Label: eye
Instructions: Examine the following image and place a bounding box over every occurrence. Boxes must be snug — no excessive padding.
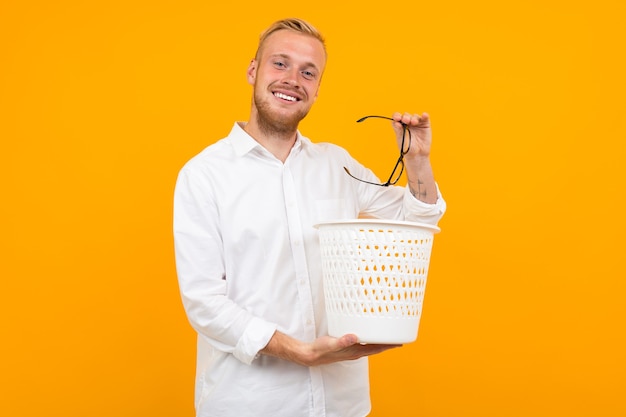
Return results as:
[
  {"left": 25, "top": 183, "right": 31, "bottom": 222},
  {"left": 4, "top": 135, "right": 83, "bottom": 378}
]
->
[
  {"left": 301, "top": 70, "right": 316, "bottom": 80},
  {"left": 273, "top": 61, "right": 287, "bottom": 69}
]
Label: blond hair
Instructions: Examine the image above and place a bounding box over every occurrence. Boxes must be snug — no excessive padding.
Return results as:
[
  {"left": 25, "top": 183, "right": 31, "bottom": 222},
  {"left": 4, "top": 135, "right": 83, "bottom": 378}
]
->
[{"left": 255, "top": 18, "right": 326, "bottom": 60}]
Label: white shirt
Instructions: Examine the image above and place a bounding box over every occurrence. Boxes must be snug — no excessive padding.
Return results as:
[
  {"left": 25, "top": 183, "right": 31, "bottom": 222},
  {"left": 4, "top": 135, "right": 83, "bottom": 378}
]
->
[{"left": 174, "top": 122, "right": 446, "bottom": 417}]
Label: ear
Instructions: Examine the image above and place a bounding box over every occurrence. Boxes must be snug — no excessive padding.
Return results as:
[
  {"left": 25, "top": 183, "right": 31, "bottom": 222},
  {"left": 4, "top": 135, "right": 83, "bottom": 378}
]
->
[{"left": 246, "top": 59, "right": 257, "bottom": 86}]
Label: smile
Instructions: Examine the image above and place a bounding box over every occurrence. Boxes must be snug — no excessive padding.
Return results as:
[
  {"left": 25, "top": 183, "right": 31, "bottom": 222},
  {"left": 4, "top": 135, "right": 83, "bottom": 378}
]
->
[{"left": 274, "top": 92, "right": 299, "bottom": 102}]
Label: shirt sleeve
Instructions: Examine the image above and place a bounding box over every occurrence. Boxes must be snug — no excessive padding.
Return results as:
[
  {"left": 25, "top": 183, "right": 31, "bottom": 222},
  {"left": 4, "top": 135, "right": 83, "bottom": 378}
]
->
[
  {"left": 173, "top": 166, "right": 277, "bottom": 365},
  {"left": 339, "top": 145, "right": 446, "bottom": 225},
  {"left": 402, "top": 183, "right": 447, "bottom": 225}
]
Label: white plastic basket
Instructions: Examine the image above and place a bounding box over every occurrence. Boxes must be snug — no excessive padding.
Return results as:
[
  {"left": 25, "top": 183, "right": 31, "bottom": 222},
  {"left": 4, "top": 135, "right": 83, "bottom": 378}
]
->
[{"left": 315, "top": 219, "right": 440, "bottom": 344}]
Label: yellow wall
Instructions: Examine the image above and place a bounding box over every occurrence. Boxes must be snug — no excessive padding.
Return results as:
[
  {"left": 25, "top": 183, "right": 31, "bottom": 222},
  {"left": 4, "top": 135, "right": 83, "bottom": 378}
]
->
[{"left": 2, "top": 1, "right": 624, "bottom": 416}]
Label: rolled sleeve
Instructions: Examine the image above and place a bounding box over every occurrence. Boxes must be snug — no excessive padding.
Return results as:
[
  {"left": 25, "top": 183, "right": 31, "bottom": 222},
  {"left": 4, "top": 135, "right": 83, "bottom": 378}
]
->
[
  {"left": 234, "top": 317, "right": 278, "bottom": 365},
  {"left": 403, "top": 183, "right": 447, "bottom": 225}
]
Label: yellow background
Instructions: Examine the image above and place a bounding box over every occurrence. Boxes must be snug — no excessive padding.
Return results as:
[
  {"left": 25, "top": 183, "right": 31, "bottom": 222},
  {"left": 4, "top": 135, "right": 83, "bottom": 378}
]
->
[{"left": 2, "top": 1, "right": 625, "bottom": 416}]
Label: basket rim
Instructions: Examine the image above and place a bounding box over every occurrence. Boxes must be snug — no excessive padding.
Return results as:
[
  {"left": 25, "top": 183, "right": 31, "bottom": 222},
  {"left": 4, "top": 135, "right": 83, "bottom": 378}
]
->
[{"left": 313, "top": 218, "right": 440, "bottom": 233}]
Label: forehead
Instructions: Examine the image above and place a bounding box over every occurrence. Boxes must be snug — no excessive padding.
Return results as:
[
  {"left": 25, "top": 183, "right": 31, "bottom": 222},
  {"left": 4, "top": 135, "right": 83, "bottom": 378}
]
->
[{"left": 259, "top": 30, "right": 326, "bottom": 69}]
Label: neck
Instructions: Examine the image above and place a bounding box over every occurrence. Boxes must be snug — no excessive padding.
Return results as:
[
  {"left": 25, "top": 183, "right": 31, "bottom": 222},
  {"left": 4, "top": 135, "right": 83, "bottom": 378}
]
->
[{"left": 243, "top": 119, "right": 298, "bottom": 163}]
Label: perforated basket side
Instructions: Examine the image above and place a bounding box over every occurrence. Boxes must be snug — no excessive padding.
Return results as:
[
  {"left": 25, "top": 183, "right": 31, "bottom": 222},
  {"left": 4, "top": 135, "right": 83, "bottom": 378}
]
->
[{"left": 318, "top": 223, "right": 435, "bottom": 319}]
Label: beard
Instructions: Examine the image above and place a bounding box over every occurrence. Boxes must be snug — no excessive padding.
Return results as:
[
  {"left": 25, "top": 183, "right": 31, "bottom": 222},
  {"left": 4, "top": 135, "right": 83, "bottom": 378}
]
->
[{"left": 252, "top": 86, "right": 310, "bottom": 138}]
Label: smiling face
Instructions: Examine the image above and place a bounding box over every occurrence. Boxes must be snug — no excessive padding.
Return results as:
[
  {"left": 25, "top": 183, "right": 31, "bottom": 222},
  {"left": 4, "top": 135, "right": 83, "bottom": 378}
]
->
[{"left": 246, "top": 29, "right": 326, "bottom": 137}]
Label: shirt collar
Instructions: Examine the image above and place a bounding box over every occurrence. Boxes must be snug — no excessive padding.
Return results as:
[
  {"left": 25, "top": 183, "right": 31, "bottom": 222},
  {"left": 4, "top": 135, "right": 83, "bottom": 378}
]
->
[{"left": 230, "top": 122, "right": 308, "bottom": 158}]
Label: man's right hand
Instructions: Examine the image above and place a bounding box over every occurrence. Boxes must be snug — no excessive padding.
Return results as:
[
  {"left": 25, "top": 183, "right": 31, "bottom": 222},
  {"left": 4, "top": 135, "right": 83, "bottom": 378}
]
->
[{"left": 261, "top": 331, "right": 401, "bottom": 367}]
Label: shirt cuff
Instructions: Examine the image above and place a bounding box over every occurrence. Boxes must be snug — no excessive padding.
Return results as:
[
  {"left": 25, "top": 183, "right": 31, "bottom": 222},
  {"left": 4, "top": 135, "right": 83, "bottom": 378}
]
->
[
  {"left": 233, "top": 317, "right": 277, "bottom": 365},
  {"left": 403, "top": 183, "right": 447, "bottom": 225}
]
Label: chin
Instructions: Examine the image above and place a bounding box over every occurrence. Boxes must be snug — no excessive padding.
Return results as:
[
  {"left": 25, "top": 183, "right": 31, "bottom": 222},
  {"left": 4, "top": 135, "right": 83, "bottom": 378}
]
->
[{"left": 256, "top": 103, "right": 309, "bottom": 133}]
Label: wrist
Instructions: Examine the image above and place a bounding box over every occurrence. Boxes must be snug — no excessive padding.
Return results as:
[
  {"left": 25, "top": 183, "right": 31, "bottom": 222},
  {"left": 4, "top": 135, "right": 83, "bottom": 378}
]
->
[
  {"left": 261, "top": 331, "right": 310, "bottom": 366},
  {"left": 405, "top": 153, "right": 431, "bottom": 164}
]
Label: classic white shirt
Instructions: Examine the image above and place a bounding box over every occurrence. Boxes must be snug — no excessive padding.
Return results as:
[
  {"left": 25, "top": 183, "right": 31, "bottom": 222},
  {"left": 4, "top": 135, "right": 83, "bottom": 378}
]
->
[{"left": 174, "top": 122, "right": 446, "bottom": 417}]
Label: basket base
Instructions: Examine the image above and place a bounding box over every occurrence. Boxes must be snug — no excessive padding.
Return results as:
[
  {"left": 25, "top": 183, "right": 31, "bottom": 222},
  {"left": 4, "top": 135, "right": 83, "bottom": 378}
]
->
[{"left": 327, "top": 314, "right": 421, "bottom": 344}]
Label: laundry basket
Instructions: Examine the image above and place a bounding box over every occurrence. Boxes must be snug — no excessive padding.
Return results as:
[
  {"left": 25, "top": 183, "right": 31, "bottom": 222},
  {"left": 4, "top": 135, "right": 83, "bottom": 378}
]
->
[{"left": 315, "top": 219, "right": 440, "bottom": 344}]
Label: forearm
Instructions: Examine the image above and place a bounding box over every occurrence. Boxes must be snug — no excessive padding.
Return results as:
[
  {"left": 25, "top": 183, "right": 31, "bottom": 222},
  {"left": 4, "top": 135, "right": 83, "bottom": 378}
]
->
[
  {"left": 261, "top": 331, "right": 310, "bottom": 365},
  {"left": 405, "top": 156, "right": 438, "bottom": 204}
]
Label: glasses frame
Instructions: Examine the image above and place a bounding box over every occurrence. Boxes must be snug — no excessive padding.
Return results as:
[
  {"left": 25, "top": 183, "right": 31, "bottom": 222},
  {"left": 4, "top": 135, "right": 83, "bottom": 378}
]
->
[{"left": 343, "top": 115, "right": 411, "bottom": 187}]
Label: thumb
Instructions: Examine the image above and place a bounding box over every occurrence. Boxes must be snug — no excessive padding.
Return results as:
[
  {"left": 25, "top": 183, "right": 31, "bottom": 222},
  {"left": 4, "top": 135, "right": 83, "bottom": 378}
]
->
[{"left": 337, "top": 334, "right": 359, "bottom": 348}]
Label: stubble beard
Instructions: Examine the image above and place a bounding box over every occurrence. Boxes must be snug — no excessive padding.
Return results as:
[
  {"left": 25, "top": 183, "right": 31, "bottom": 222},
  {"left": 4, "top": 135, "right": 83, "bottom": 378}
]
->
[{"left": 253, "top": 88, "right": 309, "bottom": 138}]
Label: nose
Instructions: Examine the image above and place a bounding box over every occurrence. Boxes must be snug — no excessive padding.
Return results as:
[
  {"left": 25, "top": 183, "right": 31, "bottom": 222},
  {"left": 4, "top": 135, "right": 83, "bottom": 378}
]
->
[{"left": 281, "top": 67, "right": 300, "bottom": 87}]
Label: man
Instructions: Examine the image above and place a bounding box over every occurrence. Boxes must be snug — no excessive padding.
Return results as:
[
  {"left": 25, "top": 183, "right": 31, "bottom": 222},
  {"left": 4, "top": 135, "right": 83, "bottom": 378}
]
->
[{"left": 174, "top": 18, "right": 446, "bottom": 417}]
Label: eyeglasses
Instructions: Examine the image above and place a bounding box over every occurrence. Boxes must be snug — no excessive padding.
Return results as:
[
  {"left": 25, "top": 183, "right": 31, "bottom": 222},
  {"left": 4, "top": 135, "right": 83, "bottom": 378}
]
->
[{"left": 343, "top": 115, "right": 411, "bottom": 187}]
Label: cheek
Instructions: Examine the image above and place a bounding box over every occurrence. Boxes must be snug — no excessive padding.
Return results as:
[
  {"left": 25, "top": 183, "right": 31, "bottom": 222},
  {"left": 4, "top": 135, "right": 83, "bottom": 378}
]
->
[{"left": 308, "top": 81, "right": 321, "bottom": 99}]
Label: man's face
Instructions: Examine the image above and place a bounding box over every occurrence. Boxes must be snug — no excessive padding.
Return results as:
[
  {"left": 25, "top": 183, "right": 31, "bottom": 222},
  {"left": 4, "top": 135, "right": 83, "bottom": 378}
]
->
[{"left": 247, "top": 30, "right": 326, "bottom": 134}]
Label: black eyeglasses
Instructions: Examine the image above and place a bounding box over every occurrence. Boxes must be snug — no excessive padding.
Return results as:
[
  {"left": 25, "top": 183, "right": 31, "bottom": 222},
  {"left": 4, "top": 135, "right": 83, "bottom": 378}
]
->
[{"left": 343, "top": 115, "right": 411, "bottom": 187}]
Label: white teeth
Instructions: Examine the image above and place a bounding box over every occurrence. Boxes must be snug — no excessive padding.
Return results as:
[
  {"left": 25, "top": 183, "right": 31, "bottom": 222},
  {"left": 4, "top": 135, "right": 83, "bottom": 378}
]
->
[{"left": 274, "top": 92, "right": 297, "bottom": 102}]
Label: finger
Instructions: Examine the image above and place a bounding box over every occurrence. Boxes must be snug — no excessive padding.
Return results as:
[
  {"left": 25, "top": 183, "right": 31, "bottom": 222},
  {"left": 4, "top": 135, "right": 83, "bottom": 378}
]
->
[
  {"left": 418, "top": 112, "right": 430, "bottom": 125},
  {"left": 393, "top": 112, "right": 427, "bottom": 127},
  {"left": 391, "top": 112, "right": 411, "bottom": 128},
  {"left": 408, "top": 113, "right": 430, "bottom": 128},
  {"left": 359, "top": 343, "right": 403, "bottom": 349},
  {"left": 389, "top": 113, "right": 406, "bottom": 140},
  {"left": 357, "top": 343, "right": 403, "bottom": 355},
  {"left": 336, "top": 333, "right": 359, "bottom": 348}
]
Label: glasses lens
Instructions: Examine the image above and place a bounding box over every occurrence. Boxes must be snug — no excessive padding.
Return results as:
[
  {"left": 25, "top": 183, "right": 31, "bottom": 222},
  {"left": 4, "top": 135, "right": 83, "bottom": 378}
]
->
[
  {"left": 401, "top": 126, "right": 411, "bottom": 154},
  {"left": 387, "top": 159, "right": 404, "bottom": 185},
  {"left": 346, "top": 115, "right": 409, "bottom": 187}
]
